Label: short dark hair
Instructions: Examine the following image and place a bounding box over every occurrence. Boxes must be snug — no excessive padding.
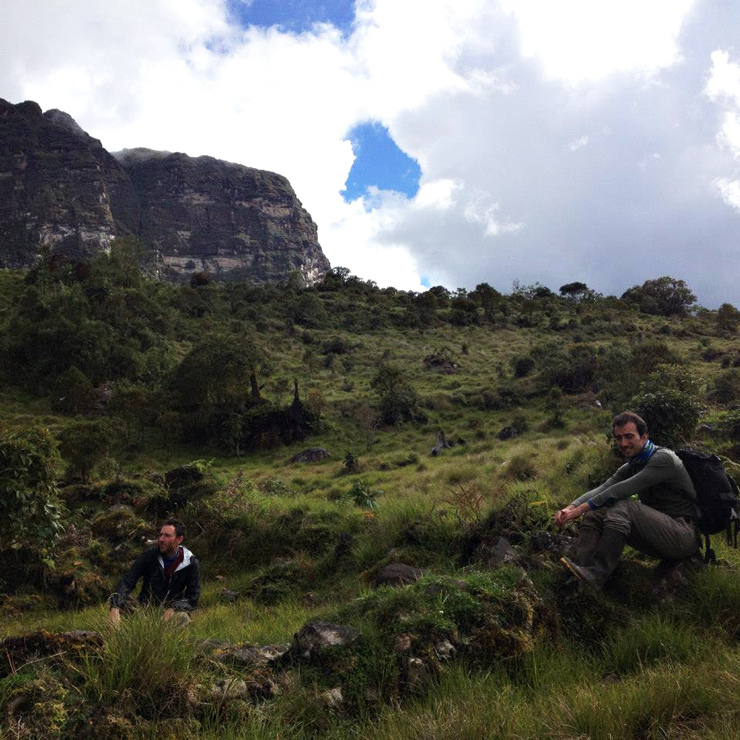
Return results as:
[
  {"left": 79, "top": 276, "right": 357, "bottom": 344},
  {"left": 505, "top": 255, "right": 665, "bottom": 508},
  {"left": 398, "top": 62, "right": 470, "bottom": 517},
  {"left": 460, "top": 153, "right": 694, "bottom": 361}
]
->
[
  {"left": 161, "top": 518, "right": 185, "bottom": 538},
  {"left": 612, "top": 411, "right": 648, "bottom": 437}
]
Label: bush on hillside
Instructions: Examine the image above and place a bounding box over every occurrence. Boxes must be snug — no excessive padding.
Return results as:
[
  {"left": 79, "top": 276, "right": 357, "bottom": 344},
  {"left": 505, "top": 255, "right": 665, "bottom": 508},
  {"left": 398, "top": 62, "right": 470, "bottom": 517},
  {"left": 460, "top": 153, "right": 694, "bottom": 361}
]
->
[
  {"left": 631, "top": 365, "right": 705, "bottom": 448},
  {"left": 621, "top": 276, "right": 696, "bottom": 317},
  {"left": 58, "top": 418, "right": 116, "bottom": 483},
  {"left": 371, "top": 364, "right": 424, "bottom": 425},
  {"left": 0, "top": 426, "right": 64, "bottom": 554}
]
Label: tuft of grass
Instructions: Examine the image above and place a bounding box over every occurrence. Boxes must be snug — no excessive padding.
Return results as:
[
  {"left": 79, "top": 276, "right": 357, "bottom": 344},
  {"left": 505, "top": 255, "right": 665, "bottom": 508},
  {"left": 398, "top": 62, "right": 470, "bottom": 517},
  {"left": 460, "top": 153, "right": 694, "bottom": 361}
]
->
[{"left": 72, "top": 607, "right": 193, "bottom": 717}]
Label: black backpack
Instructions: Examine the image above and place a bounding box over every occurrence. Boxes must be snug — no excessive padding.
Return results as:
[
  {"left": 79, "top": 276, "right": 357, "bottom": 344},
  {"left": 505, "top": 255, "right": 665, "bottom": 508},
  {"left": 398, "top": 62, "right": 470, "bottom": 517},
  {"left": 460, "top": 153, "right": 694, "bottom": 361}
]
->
[{"left": 676, "top": 449, "right": 740, "bottom": 563}]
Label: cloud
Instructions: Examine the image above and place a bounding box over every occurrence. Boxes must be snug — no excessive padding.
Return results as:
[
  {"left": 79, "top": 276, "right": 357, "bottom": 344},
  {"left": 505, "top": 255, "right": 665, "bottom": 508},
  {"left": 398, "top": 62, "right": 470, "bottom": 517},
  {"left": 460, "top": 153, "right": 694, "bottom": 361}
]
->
[
  {"left": 713, "top": 178, "right": 740, "bottom": 212},
  {"left": 568, "top": 135, "right": 589, "bottom": 152},
  {"left": 1, "top": 0, "right": 739, "bottom": 306}
]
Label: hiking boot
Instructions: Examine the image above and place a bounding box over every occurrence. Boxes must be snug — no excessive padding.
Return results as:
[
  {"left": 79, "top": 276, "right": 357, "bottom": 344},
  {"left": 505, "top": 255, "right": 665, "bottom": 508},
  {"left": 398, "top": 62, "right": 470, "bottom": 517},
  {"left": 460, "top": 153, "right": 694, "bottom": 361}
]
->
[
  {"left": 572, "top": 526, "right": 601, "bottom": 566},
  {"left": 560, "top": 528, "right": 627, "bottom": 590}
]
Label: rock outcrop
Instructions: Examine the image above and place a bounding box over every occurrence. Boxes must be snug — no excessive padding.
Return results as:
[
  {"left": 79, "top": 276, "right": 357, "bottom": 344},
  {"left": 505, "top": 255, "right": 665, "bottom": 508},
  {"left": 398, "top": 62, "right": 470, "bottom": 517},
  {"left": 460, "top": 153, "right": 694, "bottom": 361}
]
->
[
  {"left": 0, "top": 99, "right": 139, "bottom": 264},
  {"left": 0, "top": 98, "right": 330, "bottom": 284}
]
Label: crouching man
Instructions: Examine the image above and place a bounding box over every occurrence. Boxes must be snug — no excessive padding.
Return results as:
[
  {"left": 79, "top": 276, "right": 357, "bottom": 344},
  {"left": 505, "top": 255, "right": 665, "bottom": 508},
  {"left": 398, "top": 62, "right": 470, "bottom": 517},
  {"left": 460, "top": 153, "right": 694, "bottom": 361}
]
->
[
  {"left": 109, "top": 518, "right": 200, "bottom": 625},
  {"left": 555, "top": 412, "right": 701, "bottom": 589}
]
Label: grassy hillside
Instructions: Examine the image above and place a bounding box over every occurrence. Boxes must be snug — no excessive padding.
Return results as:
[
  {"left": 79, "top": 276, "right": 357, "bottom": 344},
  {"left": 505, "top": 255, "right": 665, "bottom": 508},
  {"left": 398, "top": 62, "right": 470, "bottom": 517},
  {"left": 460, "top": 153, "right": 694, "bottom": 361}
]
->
[{"left": 1, "top": 256, "right": 740, "bottom": 739}]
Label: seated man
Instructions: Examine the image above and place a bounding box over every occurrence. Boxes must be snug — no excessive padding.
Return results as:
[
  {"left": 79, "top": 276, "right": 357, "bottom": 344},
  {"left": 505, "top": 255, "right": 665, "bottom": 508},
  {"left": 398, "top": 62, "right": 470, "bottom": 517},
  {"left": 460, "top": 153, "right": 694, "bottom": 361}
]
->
[
  {"left": 109, "top": 518, "right": 200, "bottom": 624},
  {"left": 555, "top": 411, "right": 700, "bottom": 589}
]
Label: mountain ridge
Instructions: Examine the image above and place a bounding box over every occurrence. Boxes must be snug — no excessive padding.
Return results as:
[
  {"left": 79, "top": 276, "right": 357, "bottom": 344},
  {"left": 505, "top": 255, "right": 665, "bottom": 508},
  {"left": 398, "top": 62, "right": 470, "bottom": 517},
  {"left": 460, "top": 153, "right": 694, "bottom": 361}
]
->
[{"left": 0, "top": 98, "right": 330, "bottom": 284}]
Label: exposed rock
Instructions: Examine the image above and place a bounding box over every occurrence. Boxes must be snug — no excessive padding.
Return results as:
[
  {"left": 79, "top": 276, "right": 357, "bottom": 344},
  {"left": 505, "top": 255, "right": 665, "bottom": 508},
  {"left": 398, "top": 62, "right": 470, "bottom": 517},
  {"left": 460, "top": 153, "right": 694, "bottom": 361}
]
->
[
  {"left": 118, "top": 148, "right": 329, "bottom": 284},
  {"left": 395, "top": 633, "right": 412, "bottom": 653},
  {"left": 321, "top": 686, "right": 344, "bottom": 710},
  {"left": 218, "top": 588, "right": 241, "bottom": 603},
  {"left": 475, "top": 536, "right": 522, "bottom": 570},
  {"left": 0, "top": 98, "right": 139, "bottom": 265},
  {"left": 293, "top": 621, "right": 361, "bottom": 659},
  {"left": 288, "top": 447, "right": 331, "bottom": 463},
  {"left": 0, "top": 98, "right": 330, "bottom": 284},
  {"left": 375, "top": 563, "right": 424, "bottom": 587},
  {"left": 405, "top": 657, "right": 429, "bottom": 691},
  {"left": 528, "top": 530, "right": 574, "bottom": 556},
  {"left": 209, "top": 679, "right": 250, "bottom": 702},
  {"left": 435, "top": 639, "right": 457, "bottom": 660},
  {"left": 215, "top": 643, "right": 290, "bottom": 667}
]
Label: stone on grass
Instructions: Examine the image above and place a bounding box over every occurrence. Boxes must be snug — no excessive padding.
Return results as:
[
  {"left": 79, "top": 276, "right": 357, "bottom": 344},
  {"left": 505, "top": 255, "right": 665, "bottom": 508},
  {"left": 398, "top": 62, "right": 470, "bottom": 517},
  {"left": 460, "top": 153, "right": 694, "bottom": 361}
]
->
[
  {"left": 288, "top": 448, "right": 331, "bottom": 463},
  {"left": 375, "top": 563, "right": 423, "bottom": 587},
  {"left": 215, "top": 643, "right": 290, "bottom": 667},
  {"left": 477, "top": 536, "right": 521, "bottom": 569},
  {"left": 293, "top": 621, "right": 361, "bottom": 658},
  {"left": 218, "top": 588, "right": 240, "bottom": 603},
  {"left": 321, "top": 687, "right": 344, "bottom": 710}
]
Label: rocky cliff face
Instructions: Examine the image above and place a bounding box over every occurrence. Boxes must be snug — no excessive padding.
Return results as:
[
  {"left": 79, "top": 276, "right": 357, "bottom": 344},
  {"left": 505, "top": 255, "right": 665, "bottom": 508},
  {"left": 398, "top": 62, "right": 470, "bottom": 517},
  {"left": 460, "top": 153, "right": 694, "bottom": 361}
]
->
[
  {"left": 0, "top": 99, "right": 140, "bottom": 265},
  {"left": 0, "top": 99, "right": 329, "bottom": 283}
]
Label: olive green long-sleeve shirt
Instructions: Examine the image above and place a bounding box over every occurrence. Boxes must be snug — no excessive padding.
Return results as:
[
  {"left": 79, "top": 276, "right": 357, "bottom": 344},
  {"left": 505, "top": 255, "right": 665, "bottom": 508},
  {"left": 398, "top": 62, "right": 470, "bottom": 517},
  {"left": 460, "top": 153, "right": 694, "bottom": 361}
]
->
[{"left": 571, "top": 448, "right": 699, "bottom": 519}]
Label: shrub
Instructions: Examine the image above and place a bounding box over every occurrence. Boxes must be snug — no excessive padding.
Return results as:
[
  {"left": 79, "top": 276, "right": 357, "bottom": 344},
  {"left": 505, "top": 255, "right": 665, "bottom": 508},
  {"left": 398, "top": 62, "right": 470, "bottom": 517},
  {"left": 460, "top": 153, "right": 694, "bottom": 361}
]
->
[
  {"left": 371, "top": 364, "right": 423, "bottom": 425},
  {"left": 720, "top": 410, "right": 740, "bottom": 443},
  {"left": 717, "top": 302, "right": 740, "bottom": 333},
  {"left": 714, "top": 369, "right": 740, "bottom": 405},
  {"left": 512, "top": 355, "right": 535, "bottom": 378},
  {"left": 533, "top": 342, "right": 597, "bottom": 394},
  {"left": 621, "top": 276, "right": 696, "bottom": 317},
  {"left": 507, "top": 454, "right": 537, "bottom": 480},
  {"left": 631, "top": 365, "right": 705, "bottom": 448},
  {"left": 0, "top": 426, "right": 64, "bottom": 555},
  {"left": 58, "top": 419, "right": 115, "bottom": 483}
]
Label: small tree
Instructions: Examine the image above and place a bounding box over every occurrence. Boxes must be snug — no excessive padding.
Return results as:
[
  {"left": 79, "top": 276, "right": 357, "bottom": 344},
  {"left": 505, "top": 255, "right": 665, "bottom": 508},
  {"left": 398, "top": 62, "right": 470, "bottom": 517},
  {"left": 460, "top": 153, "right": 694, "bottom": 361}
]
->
[
  {"left": 370, "top": 364, "right": 422, "bottom": 425},
  {"left": 620, "top": 276, "right": 696, "bottom": 317},
  {"left": 717, "top": 303, "right": 740, "bottom": 333},
  {"left": 58, "top": 419, "right": 115, "bottom": 483},
  {"left": 559, "top": 282, "right": 597, "bottom": 301},
  {"left": 0, "top": 426, "right": 64, "bottom": 555},
  {"left": 631, "top": 365, "right": 705, "bottom": 448}
]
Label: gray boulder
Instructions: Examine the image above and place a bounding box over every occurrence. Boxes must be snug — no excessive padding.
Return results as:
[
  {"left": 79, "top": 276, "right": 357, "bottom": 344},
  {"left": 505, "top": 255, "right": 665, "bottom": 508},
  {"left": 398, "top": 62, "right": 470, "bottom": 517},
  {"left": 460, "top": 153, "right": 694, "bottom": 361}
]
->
[
  {"left": 293, "top": 621, "right": 361, "bottom": 658},
  {"left": 288, "top": 447, "right": 331, "bottom": 463},
  {"left": 375, "top": 563, "right": 424, "bottom": 587}
]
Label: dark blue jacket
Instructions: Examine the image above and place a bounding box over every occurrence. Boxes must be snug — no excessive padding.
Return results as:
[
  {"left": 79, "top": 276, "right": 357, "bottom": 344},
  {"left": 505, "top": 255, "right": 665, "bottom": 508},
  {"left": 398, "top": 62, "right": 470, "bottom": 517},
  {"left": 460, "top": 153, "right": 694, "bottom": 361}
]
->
[{"left": 111, "top": 546, "right": 200, "bottom": 612}]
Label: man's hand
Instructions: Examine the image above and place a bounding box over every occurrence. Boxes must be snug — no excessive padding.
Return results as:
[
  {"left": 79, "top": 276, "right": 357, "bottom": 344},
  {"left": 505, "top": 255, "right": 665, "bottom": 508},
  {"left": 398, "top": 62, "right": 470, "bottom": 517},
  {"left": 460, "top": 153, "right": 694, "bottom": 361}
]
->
[
  {"left": 108, "top": 607, "right": 121, "bottom": 626},
  {"left": 163, "top": 608, "right": 175, "bottom": 622},
  {"left": 555, "top": 502, "right": 590, "bottom": 528}
]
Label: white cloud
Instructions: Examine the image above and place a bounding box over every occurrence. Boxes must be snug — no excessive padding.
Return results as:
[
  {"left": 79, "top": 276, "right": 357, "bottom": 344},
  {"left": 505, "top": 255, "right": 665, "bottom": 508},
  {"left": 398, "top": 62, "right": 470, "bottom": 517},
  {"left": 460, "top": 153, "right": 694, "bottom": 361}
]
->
[
  {"left": 414, "top": 179, "right": 461, "bottom": 210},
  {"left": 717, "top": 112, "right": 740, "bottom": 160},
  {"left": 498, "top": 0, "right": 696, "bottom": 84},
  {"left": 713, "top": 177, "right": 740, "bottom": 212},
  {"left": 463, "top": 192, "right": 524, "bottom": 236},
  {"left": 568, "top": 135, "right": 589, "bottom": 151},
  {"left": 705, "top": 50, "right": 740, "bottom": 106}
]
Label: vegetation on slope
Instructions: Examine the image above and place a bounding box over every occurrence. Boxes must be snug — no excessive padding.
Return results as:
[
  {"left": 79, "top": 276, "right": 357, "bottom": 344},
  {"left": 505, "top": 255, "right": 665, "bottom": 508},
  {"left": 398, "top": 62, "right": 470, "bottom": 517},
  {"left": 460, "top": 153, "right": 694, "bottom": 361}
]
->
[{"left": 1, "top": 245, "right": 740, "bottom": 738}]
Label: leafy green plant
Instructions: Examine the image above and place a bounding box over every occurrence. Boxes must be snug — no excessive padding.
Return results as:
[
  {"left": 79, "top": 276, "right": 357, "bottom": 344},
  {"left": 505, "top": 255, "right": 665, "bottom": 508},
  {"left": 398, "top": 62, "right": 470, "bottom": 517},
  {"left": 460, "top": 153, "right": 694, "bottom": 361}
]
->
[
  {"left": 347, "top": 480, "right": 382, "bottom": 509},
  {"left": 631, "top": 364, "right": 705, "bottom": 448},
  {"left": 371, "top": 364, "right": 423, "bottom": 425},
  {"left": 58, "top": 418, "right": 115, "bottom": 483},
  {"left": 0, "top": 425, "right": 64, "bottom": 555}
]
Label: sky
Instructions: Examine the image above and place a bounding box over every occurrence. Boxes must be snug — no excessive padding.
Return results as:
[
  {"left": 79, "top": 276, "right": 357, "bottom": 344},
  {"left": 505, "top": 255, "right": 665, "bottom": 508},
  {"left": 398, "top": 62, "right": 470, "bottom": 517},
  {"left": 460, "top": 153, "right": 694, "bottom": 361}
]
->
[{"left": 1, "top": 0, "right": 739, "bottom": 307}]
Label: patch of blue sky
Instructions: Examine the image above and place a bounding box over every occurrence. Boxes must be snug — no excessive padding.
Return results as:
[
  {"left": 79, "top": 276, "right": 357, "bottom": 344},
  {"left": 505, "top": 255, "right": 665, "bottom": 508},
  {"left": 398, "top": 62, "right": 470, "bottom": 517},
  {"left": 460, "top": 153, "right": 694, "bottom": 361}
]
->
[
  {"left": 227, "top": 0, "right": 356, "bottom": 34},
  {"left": 342, "top": 122, "right": 422, "bottom": 202},
  {"left": 420, "top": 276, "right": 431, "bottom": 288}
]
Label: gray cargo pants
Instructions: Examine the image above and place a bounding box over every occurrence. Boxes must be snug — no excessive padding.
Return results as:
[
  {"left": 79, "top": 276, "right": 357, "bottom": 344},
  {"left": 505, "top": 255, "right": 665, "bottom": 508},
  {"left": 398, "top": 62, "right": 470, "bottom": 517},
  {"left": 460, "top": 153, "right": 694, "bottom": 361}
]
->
[{"left": 581, "top": 499, "right": 700, "bottom": 560}]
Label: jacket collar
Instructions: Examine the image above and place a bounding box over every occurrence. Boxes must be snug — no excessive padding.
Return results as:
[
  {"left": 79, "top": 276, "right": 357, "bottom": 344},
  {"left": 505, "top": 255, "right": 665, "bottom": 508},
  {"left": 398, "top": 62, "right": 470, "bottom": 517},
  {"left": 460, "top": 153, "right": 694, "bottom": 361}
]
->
[{"left": 158, "top": 546, "right": 194, "bottom": 572}]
